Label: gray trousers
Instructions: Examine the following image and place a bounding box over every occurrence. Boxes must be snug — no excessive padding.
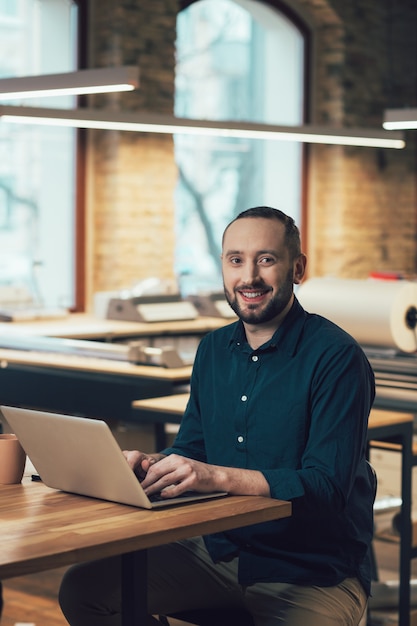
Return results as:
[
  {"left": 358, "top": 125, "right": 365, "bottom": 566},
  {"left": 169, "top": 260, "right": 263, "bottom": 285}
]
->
[{"left": 59, "top": 536, "right": 367, "bottom": 626}]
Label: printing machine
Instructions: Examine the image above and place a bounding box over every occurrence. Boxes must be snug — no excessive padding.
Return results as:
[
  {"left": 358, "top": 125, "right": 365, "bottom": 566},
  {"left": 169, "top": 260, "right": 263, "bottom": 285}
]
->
[{"left": 365, "top": 348, "right": 417, "bottom": 416}]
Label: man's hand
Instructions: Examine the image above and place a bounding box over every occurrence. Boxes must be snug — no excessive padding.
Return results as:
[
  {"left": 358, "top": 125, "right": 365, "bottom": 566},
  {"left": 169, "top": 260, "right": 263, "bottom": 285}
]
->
[
  {"left": 122, "top": 450, "right": 166, "bottom": 481},
  {"left": 140, "top": 454, "right": 219, "bottom": 497},
  {"left": 140, "top": 454, "right": 271, "bottom": 499}
]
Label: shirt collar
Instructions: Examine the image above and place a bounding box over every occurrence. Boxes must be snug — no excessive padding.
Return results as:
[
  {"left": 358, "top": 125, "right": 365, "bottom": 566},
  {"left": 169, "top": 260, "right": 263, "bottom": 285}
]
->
[{"left": 228, "top": 297, "right": 306, "bottom": 357}]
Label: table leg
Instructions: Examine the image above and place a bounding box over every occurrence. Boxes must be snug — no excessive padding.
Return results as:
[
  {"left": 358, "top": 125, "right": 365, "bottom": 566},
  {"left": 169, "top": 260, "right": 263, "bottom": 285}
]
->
[
  {"left": 398, "top": 422, "right": 413, "bottom": 626},
  {"left": 367, "top": 418, "right": 414, "bottom": 626},
  {"left": 154, "top": 423, "right": 168, "bottom": 450},
  {"left": 122, "top": 550, "right": 148, "bottom": 626}
]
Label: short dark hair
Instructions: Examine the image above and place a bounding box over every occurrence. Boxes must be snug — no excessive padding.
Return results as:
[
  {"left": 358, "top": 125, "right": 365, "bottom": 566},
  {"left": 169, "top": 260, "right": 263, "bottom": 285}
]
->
[{"left": 223, "top": 206, "right": 302, "bottom": 260}]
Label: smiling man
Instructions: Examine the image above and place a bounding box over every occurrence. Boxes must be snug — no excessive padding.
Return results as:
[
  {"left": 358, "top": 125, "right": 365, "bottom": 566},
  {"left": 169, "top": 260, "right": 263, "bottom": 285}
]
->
[
  {"left": 59, "top": 207, "right": 375, "bottom": 626},
  {"left": 221, "top": 207, "right": 306, "bottom": 347}
]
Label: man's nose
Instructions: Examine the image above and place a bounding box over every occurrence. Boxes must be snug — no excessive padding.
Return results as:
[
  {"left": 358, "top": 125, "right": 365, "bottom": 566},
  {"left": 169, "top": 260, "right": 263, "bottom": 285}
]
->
[{"left": 242, "top": 261, "right": 259, "bottom": 283}]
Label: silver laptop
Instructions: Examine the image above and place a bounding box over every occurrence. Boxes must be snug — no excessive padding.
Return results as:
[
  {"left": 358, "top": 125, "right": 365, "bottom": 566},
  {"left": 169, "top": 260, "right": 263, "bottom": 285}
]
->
[{"left": 0, "top": 405, "right": 227, "bottom": 509}]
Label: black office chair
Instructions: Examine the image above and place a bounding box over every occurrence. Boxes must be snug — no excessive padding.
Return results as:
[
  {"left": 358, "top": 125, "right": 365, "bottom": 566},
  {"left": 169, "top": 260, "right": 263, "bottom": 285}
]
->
[
  {"left": 367, "top": 461, "right": 379, "bottom": 582},
  {"left": 365, "top": 461, "right": 378, "bottom": 626}
]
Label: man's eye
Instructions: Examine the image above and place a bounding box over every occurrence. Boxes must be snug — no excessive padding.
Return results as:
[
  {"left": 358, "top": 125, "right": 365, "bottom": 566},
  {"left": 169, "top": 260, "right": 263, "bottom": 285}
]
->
[
  {"left": 259, "top": 257, "right": 273, "bottom": 264},
  {"left": 230, "top": 257, "right": 242, "bottom": 264}
]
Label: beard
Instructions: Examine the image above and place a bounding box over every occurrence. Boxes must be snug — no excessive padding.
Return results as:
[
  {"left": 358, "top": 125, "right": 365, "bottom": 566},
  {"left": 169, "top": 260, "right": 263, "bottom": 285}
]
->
[{"left": 224, "top": 268, "right": 294, "bottom": 325}]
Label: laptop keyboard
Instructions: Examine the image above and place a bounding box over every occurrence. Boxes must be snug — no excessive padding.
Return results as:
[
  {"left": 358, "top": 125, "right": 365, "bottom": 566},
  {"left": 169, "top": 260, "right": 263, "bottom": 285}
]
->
[{"left": 149, "top": 490, "right": 203, "bottom": 503}]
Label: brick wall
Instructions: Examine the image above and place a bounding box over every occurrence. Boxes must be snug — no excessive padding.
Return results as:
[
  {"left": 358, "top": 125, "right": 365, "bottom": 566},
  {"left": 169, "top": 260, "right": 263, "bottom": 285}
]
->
[
  {"left": 307, "top": 146, "right": 417, "bottom": 277},
  {"left": 85, "top": 0, "right": 417, "bottom": 306},
  {"left": 299, "top": 0, "right": 417, "bottom": 278},
  {"left": 91, "top": 131, "right": 177, "bottom": 293}
]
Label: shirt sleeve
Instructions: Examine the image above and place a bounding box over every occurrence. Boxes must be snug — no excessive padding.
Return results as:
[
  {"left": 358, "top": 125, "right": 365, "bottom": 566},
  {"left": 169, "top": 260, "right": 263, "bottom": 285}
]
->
[{"left": 261, "top": 341, "right": 375, "bottom": 513}]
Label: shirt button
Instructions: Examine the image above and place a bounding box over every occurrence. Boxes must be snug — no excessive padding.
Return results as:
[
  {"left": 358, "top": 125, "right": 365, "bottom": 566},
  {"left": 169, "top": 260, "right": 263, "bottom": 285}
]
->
[
  {"left": 241, "top": 395, "right": 247, "bottom": 402},
  {"left": 237, "top": 435, "right": 244, "bottom": 443},
  {"left": 252, "top": 355, "right": 258, "bottom": 362}
]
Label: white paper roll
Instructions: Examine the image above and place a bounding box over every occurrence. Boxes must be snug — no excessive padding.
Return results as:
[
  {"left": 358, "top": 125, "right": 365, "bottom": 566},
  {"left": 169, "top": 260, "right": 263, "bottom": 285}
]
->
[{"left": 297, "top": 277, "right": 417, "bottom": 353}]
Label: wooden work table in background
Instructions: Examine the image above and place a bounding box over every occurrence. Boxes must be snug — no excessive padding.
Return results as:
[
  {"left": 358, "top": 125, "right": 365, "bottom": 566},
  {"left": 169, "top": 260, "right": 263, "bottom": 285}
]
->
[
  {"left": 0, "top": 313, "right": 231, "bottom": 428},
  {"left": 0, "top": 312, "right": 230, "bottom": 340}
]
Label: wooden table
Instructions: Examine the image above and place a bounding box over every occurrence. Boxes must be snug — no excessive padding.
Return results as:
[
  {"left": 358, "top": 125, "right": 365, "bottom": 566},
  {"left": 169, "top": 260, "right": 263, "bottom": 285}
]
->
[
  {"left": 132, "top": 393, "right": 190, "bottom": 449},
  {"left": 0, "top": 348, "right": 193, "bottom": 425},
  {"left": 0, "top": 477, "right": 291, "bottom": 626},
  {"left": 0, "top": 313, "right": 230, "bottom": 340}
]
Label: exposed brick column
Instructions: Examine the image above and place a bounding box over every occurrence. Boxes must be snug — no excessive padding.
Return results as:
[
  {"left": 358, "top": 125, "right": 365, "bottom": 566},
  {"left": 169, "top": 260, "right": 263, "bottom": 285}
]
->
[{"left": 85, "top": 0, "right": 179, "bottom": 304}]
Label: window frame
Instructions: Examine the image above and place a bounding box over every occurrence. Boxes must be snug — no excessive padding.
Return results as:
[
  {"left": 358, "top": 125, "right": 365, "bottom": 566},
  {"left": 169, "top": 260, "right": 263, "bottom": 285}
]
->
[{"left": 74, "top": 0, "right": 88, "bottom": 311}]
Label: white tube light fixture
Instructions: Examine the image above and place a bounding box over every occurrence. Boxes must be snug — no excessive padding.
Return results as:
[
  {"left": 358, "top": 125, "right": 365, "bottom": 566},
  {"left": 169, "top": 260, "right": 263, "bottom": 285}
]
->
[
  {"left": 0, "top": 105, "right": 405, "bottom": 148},
  {"left": 383, "top": 108, "right": 417, "bottom": 130},
  {"left": 0, "top": 67, "right": 139, "bottom": 100}
]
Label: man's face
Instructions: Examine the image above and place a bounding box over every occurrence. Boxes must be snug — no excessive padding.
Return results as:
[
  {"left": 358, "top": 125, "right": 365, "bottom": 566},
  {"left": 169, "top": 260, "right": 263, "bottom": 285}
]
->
[{"left": 221, "top": 217, "right": 305, "bottom": 326}]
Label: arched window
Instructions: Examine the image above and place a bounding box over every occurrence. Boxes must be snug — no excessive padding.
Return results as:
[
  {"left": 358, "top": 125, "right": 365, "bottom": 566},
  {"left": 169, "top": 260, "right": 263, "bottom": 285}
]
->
[
  {"left": 175, "top": 0, "right": 306, "bottom": 295},
  {"left": 0, "top": 0, "right": 80, "bottom": 309}
]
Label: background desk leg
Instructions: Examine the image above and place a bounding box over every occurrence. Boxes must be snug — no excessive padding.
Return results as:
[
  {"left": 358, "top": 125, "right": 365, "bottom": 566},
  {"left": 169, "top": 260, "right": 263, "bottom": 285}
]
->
[
  {"left": 122, "top": 550, "right": 148, "bottom": 626},
  {"left": 155, "top": 423, "right": 168, "bottom": 451},
  {"left": 398, "top": 425, "right": 413, "bottom": 626}
]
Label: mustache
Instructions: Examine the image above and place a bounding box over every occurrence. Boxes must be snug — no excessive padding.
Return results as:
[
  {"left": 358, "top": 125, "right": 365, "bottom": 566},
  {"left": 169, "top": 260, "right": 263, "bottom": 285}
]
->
[{"left": 234, "top": 282, "right": 271, "bottom": 292}]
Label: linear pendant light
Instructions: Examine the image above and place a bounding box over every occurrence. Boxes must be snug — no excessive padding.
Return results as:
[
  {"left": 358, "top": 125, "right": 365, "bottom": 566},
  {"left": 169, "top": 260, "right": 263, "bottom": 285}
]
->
[
  {"left": 383, "top": 108, "right": 417, "bottom": 130},
  {"left": 0, "top": 105, "right": 405, "bottom": 148},
  {"left": 0, "top": 67, "right": 139, "bottom": 100}
]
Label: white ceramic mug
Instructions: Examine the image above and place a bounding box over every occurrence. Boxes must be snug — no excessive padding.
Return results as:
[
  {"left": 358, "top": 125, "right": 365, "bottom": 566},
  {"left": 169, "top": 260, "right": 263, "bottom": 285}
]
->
[{"left": 0, "top": 434, "right": 26, "bottom": 484}]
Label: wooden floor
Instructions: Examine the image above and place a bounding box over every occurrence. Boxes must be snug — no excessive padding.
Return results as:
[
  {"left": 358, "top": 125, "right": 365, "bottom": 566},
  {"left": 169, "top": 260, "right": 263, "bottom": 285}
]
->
[
  {"left": 0, "top": 566, "right": 185, "bottom": 626},
  {"left": 1, "top": 566, "right": 69, "bottom": 626},
  {"left": 1, "top": 536, "right": 416, "bottom": 626}
]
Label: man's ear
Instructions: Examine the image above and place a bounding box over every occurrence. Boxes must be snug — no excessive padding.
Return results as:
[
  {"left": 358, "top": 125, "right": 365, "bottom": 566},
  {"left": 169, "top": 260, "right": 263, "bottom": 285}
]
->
[{"left": 293, "top": 254, "right": 307, "bottom": 285}]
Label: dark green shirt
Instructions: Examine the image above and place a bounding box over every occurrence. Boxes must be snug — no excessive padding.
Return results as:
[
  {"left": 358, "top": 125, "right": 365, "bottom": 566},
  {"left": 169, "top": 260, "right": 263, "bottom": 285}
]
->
[{"left": 162, "top": 298, "right": 375, "bottom": 594}]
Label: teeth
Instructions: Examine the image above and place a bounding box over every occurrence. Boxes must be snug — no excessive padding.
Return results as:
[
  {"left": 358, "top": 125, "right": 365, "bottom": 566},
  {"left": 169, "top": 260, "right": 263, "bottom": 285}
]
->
[{"left": 242, "top": 291, "right": 263, "bottom": 298}]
